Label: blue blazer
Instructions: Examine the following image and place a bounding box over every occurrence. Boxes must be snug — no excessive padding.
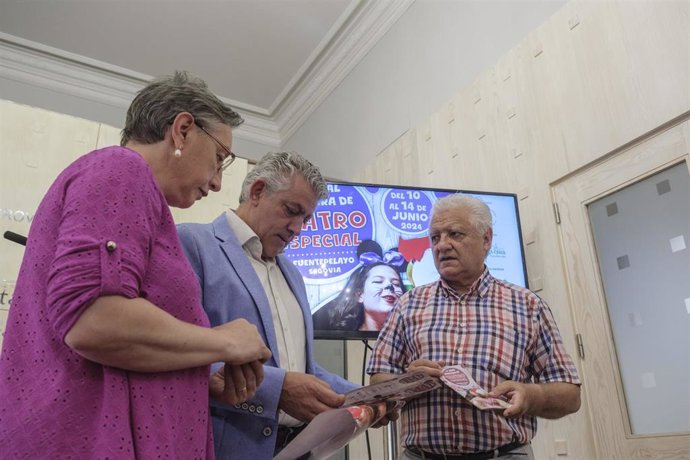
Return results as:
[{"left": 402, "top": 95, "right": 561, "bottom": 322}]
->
[{"left": 178, "top": 214, "right": 358, "bottom": 460}]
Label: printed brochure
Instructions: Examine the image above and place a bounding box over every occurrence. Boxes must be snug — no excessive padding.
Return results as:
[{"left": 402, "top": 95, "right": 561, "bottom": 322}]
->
[{"left": 274, "top": 365, "right": 511, "bottom": 460}]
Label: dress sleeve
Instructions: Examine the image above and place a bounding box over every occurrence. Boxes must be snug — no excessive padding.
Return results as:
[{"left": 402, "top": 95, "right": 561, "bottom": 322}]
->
[
  {"left": 177, "top": 224, "right": 204, "bottom": 286},
  {"left": 46, "top": 151, "right": 162, "bottom": 341}
]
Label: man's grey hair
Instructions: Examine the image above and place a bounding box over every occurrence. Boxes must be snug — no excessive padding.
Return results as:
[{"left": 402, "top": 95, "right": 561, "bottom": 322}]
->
[
  {"left": 120, "top": 70, "right": 243, "bottom": 146},
  {"left": 239, "top": 152, "right": 328, "bottom": 203},
  {"left": 432, "top": 193, "right": 493, "bottom": 235}
]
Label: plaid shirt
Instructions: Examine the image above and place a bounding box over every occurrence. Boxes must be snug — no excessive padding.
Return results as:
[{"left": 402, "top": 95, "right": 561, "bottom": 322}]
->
[{"left": 367, "top": 268, "right": 580, "bottom": 454}]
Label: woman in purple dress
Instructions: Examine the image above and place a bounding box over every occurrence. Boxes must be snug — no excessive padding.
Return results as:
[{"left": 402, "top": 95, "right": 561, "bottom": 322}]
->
[{"left": 0, "top": 71, "right": 271, "bottom": 459}]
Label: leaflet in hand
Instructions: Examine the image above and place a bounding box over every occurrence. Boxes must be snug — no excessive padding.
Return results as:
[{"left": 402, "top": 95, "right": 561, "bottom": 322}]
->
[
  {"left": 441, "top": 364, "right": 511, "bottom": 411},
  {"left": 274, "top": 372, "right": 438, "bottom": 460},
  {"left": 275, "top": 368, "right": 510, "bottom": 459},
  {"left": 273, "top": 400, "right": 401, "bottom": 460},
  {"left": 343, "top": 370, "right": 442, "bottom": 406}
]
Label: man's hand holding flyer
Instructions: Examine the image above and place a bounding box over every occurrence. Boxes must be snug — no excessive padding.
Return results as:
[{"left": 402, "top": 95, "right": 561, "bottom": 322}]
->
[{"left": 440, "top": 364, "right": 512, "bottom": 410}]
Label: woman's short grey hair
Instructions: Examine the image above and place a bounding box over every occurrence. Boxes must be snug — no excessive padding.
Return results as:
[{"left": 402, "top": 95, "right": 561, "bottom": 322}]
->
[
  {"left": 432, "top": 193, "right": 493, "bottom": 235},
  {"left": 120, "top": 70, "right": 243, "bottom": 146},
  {"left": 239, "top": 152, "right": 328, "bottom": 203}
]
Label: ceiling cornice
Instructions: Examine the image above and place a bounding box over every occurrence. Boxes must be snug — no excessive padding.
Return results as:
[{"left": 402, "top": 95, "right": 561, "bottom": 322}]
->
[
  {"left": 0, "top": 32, "right": 146, "bottom": 108},
  {"left": 273, "top": 0, "right": 415, "bottom": 142},
  {"left": 0, "top": 32, "right": 282, "bottom": 146},
  {"left": 235, "top": 112, "right": 281, "bottom": 147},
  {"left": 0, "top": 1, "right": 413, "bottom": 147}
]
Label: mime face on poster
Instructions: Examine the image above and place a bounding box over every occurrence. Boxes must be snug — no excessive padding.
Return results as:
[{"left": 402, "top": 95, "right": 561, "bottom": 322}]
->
[{"left": 357, "top": 264, "right": 404, "bottom": 331}]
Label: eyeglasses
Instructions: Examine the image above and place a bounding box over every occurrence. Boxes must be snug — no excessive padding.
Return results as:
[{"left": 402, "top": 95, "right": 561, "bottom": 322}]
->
[{"left": 195, "top": 123, "right": 236, "bottom": 172}]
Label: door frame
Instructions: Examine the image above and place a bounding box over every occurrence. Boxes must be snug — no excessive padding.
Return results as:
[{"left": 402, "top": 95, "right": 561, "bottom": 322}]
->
[{"left": 551, "top": 114, "right": 690, "bottom": 459}]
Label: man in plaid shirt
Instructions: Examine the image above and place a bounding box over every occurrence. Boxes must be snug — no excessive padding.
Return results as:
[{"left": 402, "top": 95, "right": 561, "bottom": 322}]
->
[{"left": 367, "top": 194, "right": 581, "bottom": 460}]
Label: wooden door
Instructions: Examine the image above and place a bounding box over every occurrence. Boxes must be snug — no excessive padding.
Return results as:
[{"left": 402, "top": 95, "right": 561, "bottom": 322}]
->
[{"left": 552, "top": 117, "right": 690, "bottom": 459}]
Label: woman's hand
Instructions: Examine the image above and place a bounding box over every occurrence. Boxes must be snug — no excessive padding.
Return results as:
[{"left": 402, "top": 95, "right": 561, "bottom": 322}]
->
[
  {"left": 213, "top": 318, "right": 271, "bottom": 364},
  {"left": 210, "top": 361, "right": 265, "bottom": 405},
  {"left": 209, "top": 319, "right": 270, "bottom": 405}
]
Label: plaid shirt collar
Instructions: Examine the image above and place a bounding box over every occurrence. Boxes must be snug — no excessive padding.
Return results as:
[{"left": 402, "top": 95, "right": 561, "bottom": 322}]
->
[{"left": 438, "top": 266, "right": 493, "bottom": 299}]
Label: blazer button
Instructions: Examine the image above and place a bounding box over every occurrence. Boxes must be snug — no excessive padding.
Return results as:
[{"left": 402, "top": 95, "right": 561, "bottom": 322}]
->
[
  {"left": 249, "top": 405, "right": 256, "bottom": 413},
  {"left": 262, "top": 427, "right": 273, "bottom": 437},
  {"left": 256, "top": 405, "right": 264, "bottom": 414},
  {"left": 105, "top": 241, "right": 117, "bottom": 252},
  {"left": 234, "top": 404, "right": 241, "bottom": 409},
  {"left": 241, "top": 403, "right": 249, "bottom": 410}
]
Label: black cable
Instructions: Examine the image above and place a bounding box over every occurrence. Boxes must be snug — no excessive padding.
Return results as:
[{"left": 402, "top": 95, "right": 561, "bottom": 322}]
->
[
  {"left": 361, "top": 339, "right": 372, "bottom": 460},
  {"left": 360, "top": 339, "right": 368, "bottom": 386},
  {"left": 3, "top": 231, "right": 27, "bottom": 246}
]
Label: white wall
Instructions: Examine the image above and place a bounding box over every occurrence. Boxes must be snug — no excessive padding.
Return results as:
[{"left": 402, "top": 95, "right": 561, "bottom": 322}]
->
[
  {"left": 0, "top": 77, "right": 127, "bottom": 129},
  {"left": 0, "top": 1, "right": 568, "bottom": 178},
  {"left": 0, "top": 74, "right": 277, "bottom": 160},
  {"left": 285, "top": 0, "right": 567, "bottom": 180}
]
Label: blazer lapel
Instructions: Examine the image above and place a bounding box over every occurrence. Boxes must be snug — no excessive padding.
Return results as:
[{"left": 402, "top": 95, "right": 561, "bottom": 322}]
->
[{"left": 212, "top": 214, "right": 281, "bottom": 366}]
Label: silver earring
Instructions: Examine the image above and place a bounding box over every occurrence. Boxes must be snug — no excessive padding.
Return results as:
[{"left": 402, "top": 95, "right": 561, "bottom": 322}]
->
[{"left": 174, "top": 148, "right": 182, "bottom": 157}]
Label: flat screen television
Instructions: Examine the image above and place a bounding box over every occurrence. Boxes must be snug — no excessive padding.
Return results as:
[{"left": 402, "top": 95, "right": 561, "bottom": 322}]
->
[{"left": 283, "top": 181, "right": 528, "bottom": 340}]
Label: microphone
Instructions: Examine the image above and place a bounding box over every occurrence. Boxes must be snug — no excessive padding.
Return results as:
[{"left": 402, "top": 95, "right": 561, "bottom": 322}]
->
[{"left": 3, "top": 231, "right": 27, "bottom": 246}]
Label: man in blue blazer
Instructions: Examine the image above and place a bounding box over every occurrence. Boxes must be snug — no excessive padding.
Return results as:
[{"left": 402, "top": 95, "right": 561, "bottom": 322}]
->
[{"left": 178, "top": 152, "right": 358, "bottom": 460}]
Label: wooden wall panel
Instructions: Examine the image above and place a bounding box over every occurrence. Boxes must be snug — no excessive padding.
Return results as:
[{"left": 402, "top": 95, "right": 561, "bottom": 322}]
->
[
  {"left": 415, "top": 118, "right": 436, "bottom": 187},
  {"left": 96, "top": 123, "right": 123, "bottom": 149},
  {"left": 398, "top": 129, "right": 418, "bottom": 186}
]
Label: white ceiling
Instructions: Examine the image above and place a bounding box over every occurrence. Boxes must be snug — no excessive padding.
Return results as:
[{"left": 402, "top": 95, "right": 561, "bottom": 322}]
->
[{"left": 0, "top": 0, "right": 412, "bottom": 146}]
